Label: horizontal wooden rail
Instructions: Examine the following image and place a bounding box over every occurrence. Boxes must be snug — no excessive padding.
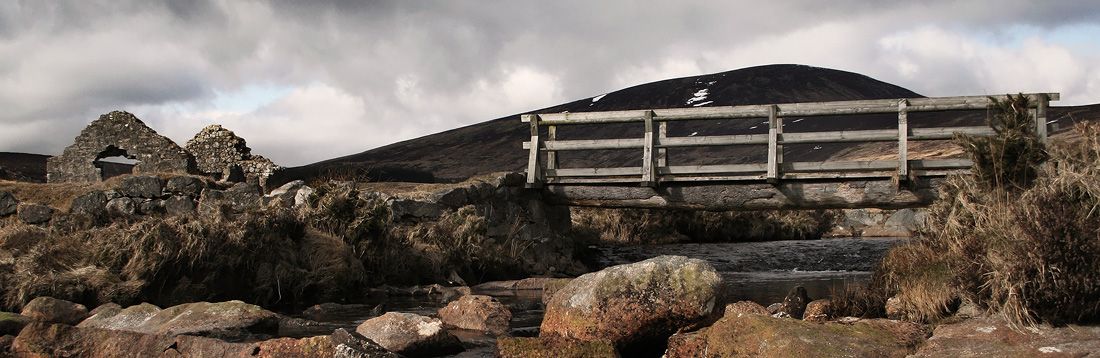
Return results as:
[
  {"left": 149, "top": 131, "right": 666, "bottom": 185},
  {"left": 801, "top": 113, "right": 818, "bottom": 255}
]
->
[{"left": 523, "top": 93, "right": 1057, "bottom": 188}]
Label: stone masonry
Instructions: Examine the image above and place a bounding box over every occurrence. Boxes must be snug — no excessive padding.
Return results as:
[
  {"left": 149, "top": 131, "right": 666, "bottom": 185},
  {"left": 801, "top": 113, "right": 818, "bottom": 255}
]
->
[
  {"left": 185, "top": 125, "right": 281, "bottom": 189},
  {"left": 46, "top": 111, "right": 194, "bottom": 183}
]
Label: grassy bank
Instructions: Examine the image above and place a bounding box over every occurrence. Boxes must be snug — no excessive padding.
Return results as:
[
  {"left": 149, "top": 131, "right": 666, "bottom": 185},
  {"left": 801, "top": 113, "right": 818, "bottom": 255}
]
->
[
  {"left": 0, "top": 181, "right": 538, "bottom": 312},
  {"left": 838, "top": 95, "right": 1100, "bottom": 325},
  {"left": 571, "top": 207, "right": 838, "bottom": 244}
]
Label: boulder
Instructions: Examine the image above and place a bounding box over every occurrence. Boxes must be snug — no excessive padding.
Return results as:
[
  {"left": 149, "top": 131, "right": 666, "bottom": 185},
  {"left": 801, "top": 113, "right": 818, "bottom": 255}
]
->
[
  {"left": 330, "top": 328, "right": 402, "bottom": 358},
  {"left": 117, "top": 175, "right": 165, "bottom": 198},
  {"left": 198, "top": 182, "right": 262, "bottom": 216},
  {"left": 0, "top": 334, "right": 12, "bottom": 353},
  {"left": 105, "top": 197, "right": 136, "bottom": 216},
  {"left": 20, "top": 297, "right": 89, "bottom": 325},
  {"left": 390, "top": 199, "right": 445, "bottom": 220},
  {"left": 885, "top": 296, "right": 905, "bottom": 320},
  {"left": 164, "top": 195, "right": 197, "bottom": 216},
  {"left": 16, "top": 203, "right": 53, "bottom": 225},
  {"left": 437, "top": 295, "right": 512, "bottom": 335},
  {"left": 0, "top": 191, "right": 16, "bottom": 216},
  {"left": 70, "top": 190, "right": 108, "bottom": 217},
  {"left": 497, "top": 337, "right": 619, "bottom": 358},
  {"left": 266, "top": 180, "right": 305, "bottom": 208},
  {"left": 294, "top": 186, "right": 315, "bottom": 207},
  {"left": 165, "top": 176, "right": 205, "bottom": 196},
  {"left": 724, "top": 301, "right": 770, "bottom": 317},
  {"left": 77, "top": 300, "right": 279, "bottom": 341},
  {"left": 542, "top": 278, "right": 572, "bottom": 305},
  {"left": 665, "top": 313, "right": 927, "bottom": 357},
  {"left": 910, "top": 316, "right": 1100, "bottom": 357},
  {"left": 12, "top": 322, "right": 360, "bottom": 357},
  {"left": 803, "top": 299, "right": 833, "bottom": 323},
  {"left": 540, "top": 255, "right": 720, "bottom": 354},
  {"left": 0, "top": 312, "right": 29, "bottom": 335},
  {"left": 779, "top": 286, "right": 811, "bottom": 319},
  {"left": 137, "top": 199, "right": 165, "bottom": 215},
  {"left": 355, "top": 312, "right": 463, "bottom": 356}
]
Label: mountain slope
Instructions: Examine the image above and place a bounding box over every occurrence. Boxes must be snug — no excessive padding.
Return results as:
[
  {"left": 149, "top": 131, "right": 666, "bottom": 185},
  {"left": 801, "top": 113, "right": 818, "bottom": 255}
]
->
[{"left": 289, "top": 64, "right": 932, "bottom": 182}]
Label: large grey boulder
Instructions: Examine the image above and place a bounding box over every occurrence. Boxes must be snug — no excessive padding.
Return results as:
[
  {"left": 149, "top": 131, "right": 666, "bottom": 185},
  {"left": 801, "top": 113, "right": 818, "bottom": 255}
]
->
[
  {"left": 355, "top": 312, "right": 463, "bottom": 357},
  {"left": 540, "top": 255, "right": 720, "bottom": 353},
  {"left": 198, "top": 183, "right": 262, "bottom": 216},
  {"left": 264, "top": 180, "right": 305, "bottom": 208},
  {"left": 0, "top": 191, "right": 17, "bottom": 216},
  {"left": 164, "top": 195, "right": 197, "bottom": 216},
  {"left": 78, "top": 300, "right": 279, "bottom": 341},
  {"left": 105, "top": 197, "right": 136, "bottom": 216},
  {"left": 70, "top": 191, "right": 107, "bottom": 217},
  {"left": 117, "top": 175, "right": 165, "bottom": 198},
  {"left": 17, "top": 203, "right": 53, "bottom": 225},
  {"left": 165, "top": 176, "right": 205, "bottom": 196}
]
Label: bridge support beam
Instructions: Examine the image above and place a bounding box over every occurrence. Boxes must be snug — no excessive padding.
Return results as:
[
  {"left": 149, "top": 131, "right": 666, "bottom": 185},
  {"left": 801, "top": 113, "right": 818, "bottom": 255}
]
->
[{"left": 542, "top": 178, "right": 943, "bottom": 211}]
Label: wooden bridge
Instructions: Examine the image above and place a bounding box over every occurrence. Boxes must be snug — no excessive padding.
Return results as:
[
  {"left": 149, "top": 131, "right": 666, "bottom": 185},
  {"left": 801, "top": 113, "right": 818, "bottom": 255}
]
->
[{"left": 521, "top": 93, "right": 1059, "bottom": 210}]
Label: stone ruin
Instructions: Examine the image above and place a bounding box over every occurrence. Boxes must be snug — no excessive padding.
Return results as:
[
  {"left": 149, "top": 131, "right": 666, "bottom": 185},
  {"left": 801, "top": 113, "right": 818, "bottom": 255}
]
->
[
  {"left": 185, "top": 125, "right": 280, "bottom": 189},
  {"left": 47, "top": 111, "right": 282, "bottom": 189},
  {"left": 47, "top": 111, "right": 193, "bottom": 183}
]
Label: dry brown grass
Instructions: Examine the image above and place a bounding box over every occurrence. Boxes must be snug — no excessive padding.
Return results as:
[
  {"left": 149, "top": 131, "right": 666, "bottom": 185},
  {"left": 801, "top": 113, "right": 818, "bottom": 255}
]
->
[
  {"left": 874, "top": 121, "right": 1100, "bottom": 325},
  {"left": 571, "top": 207, "right": 838, "bottom": 244}
]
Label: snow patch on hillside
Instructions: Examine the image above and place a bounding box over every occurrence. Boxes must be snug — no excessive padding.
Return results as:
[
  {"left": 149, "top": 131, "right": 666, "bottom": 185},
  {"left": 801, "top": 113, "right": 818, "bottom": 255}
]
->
[{"left": 686, "top": 89, "right": 709, "bottom": 105}]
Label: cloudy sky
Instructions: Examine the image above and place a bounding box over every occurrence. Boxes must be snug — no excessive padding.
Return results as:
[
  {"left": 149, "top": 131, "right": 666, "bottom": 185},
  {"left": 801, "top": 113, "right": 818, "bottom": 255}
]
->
[{"left": 1, "top": 1, "right": 1099, "bottom": 166}]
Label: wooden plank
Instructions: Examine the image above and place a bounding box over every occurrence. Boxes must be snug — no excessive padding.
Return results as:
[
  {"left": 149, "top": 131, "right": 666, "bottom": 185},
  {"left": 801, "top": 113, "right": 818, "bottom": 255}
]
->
[
  {"left": 783, "top": 160, "right": 896, "bottom": 172},
  {"left": 781, "top": 172, "right": 896, "bottom": 180},
  {"left": 898, "top": 99, "right": 909, "bottom": 181},
  {"left": 656, "top": 175, "right": 767, "bottom": 182},
  {"left": 548, "top": 167, "right": 643, "bottom": 177},
  {"left": 660, "top": 134, "right": 769, "bottom": 147},
  {"left": 641, "top": 110, "right": 656, "bottom": 186},
  {"left": 657, "top": 121, "right": 668, "bottom": 168},
  {"left": 524, "top": 138, "right": 644, "bottom": 151},
  {"left": 1037, "top": 93, "right": 1049, "bottom": 144},
  {"left": 910, "top": 158, "right": 973, "bottom": 169},
  {"left": 910, "top": 126, "right": 993, "bottom": 140},
  {"left": 766, "top": 105, "right": 779, "bottom": 183},
  {"left": 546, "top": 125, "right": 558, "bottom": 170},
  {"left": 661, "top": 163, "right": 768, "bottom": 175},
  {"left": 546, "top": 177, "right": 647, "bottom": 184},
  {"left": 524, "top": 114, "right": 542, "bottom": 188}
]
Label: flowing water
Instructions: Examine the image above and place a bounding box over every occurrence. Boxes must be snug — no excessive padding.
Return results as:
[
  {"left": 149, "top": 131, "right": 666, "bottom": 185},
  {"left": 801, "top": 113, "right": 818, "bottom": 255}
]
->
[{"left": 289, "top": 237, "right": 905, "bottom": 356}]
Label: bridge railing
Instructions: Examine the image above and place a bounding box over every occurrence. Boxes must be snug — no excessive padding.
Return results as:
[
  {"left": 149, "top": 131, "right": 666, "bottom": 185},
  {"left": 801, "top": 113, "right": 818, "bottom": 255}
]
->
[{"left": 522, "top": 93, "right": 1059, "bottom": 188}]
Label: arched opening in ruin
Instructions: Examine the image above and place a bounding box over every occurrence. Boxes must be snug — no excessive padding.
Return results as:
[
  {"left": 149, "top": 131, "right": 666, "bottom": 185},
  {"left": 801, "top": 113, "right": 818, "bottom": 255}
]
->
[{"left": 93, "top": 145, "right": 138, "bottom": 180}]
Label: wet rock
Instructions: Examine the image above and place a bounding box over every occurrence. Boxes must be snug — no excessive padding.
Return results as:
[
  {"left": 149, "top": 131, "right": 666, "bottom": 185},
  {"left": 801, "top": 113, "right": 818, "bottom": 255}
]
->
[
  {"left": 0, "top": 312, "right": 29, "bottom": 335},
  {"left": 0, "top": 191, "right": 16, "bottom": 216},
  {"left": 105, "top": 197, "right": 136, "bottom": 216},
  {"left": 331, "top": 328, "right": 402, "bottom": 358},
  {"left": 803, "top": 299, "right": 833, "bottom": 323},
  {"left": 438, "top": 295, "right": 512, "bottom": 335},
  {"left": 78, "top": 300, "right": 279, "bottom": 341},
  {"left": 665, "top": 314, "right": 926, "bottom": 357},
  {"left": 17, "top": 203, "right": 53, "bottom": 225},
  {"left": 779, "top": 286, "right": 811, "bottom": 319},
  {"left": 70, "top": 190, "right": 107, "bottom": 217},
  {"left": 12, "top": 322, "right": 344, "bottom": 357},
  {"left": 497, "top": 337, "right": 619, "bottom": 358},
  {"left": 910, "top": 316, "right": 1100, "bottom": 357},
  {"left": 20, "top": 297, "right": 89, "bottom": 325},
  {"left": 724, "top": 301, "right": 770, "bottom": 317},
  {"left": 164, "top": 195, "right": 197, "bottom": 216},
  {"left": 117, "top": 175, "right": 165, "bottom": 198},
  {"left": 540, "top": 255, "right": 720, "bottom": 354},
  {"left": 355, "top": 312, "right": 463, "bottom": 357},
  {"left": 165, "top": 176, "right": 205, "bottom": 196}
]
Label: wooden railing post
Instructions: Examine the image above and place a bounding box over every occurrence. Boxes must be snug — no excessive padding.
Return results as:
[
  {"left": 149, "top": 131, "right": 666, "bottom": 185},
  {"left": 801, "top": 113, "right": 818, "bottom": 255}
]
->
[
  {"left": 1036, "top": 93, "right": 1049, "bottom": 144},
  {"left": 766, "top": 105, "right": 782, "bottom": 183},
  {"left": 657, "top": 121, "right": 668, "bottom": 168},
  {"left": 524, "top": 114, "right": 543, "bottom": 188},
  {"left": 641, "top": 110, "right": 657, "bottom": 187},
  {"left": 897, "top": 99, "right": 909, "bottom": 184},
  {"left": 547, "top": 125, "right": 558, "bottom": 171}
]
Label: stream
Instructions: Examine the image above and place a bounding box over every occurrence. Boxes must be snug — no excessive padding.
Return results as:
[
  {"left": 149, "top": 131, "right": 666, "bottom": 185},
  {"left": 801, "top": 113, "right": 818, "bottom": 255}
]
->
[{"left": 288, "top": 237, "right": 905, "bottom": 356}]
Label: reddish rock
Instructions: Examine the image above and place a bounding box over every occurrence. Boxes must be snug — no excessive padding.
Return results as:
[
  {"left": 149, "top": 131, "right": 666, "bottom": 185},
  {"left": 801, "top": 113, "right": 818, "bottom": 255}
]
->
[
  {"left": 497, "top": 337, "right": 619, "bottom": 358},
  {"left": 541, "top": 278, "right": 572, "bottom": 305},
  {"left": 804, "top": 299, "right": 833, "bottom": 323},
  {"left": 19, "top": 297, "right": 88, "bottom": 325},
  {"left": 910, "top": 317, "right": 1100, "bottom": 357},
  {"left": 437, "top": 295, "right": 512, "bottom": 335},
  {"left": 723, "top": 301, "right": 770, "bottom": 317},
  {"left": 356, "top": 312, "right": 463, "bottom": 356},
  {"left": 540, "top": 255, "right": 720, "bottom": 354},
  {"left": 665, "top": 314, "right": 927, "bottom": 357}
]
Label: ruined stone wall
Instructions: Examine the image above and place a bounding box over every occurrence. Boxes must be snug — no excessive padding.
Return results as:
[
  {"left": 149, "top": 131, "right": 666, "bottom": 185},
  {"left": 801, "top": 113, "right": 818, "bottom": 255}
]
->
[
  {"left": 46, "top": 111, "right": 193, "bottom": 183},
  {"left": 185, "top": 125, "right": 281, "bottom": 189}
]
